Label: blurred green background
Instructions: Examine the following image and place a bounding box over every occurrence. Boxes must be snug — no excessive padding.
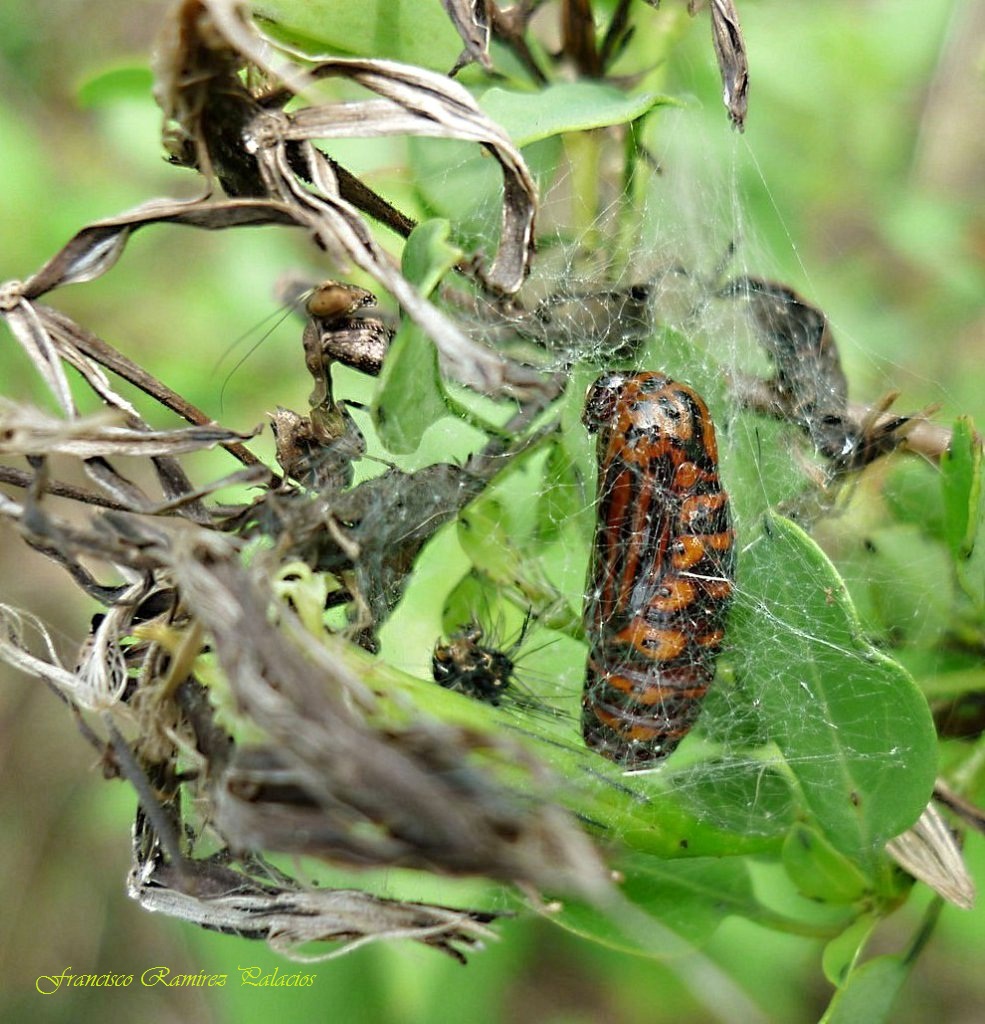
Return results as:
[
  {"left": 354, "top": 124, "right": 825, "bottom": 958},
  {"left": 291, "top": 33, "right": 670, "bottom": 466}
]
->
[{"left": 1, "top": 2, "right": 983, "bottom": 1022}]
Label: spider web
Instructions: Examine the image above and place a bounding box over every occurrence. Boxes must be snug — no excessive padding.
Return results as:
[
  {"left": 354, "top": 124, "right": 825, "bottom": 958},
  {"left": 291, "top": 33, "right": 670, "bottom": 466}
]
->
[
  {"left": 0, "top": 0, "right": 969, "bottom": 983},
  {"left": 358, "top": 102, "right": 939, "bottom": 860}
]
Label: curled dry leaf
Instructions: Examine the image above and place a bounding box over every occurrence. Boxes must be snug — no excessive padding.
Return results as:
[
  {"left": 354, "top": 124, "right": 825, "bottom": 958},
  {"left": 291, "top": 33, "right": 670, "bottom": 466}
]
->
[
  {"left": 886, "top": 801, "right": 975, "bottom": 910},
  {"left": 1, "top": 197, "right": 300, "bottom": 476},
  {"left": 150, "top": 0, "right": 545, "bottom": 397},
  {"left": 720, "top": 276, "right": 933, "bottom": 470},
  {"left": 720, "top": 276, "right": 848, "bottom": 422},
  {"left": 130, "top": 828, "right": 501, "bottom": 964},
  {"left": 20, "top": 197, "right": 301, "bottom": 300},
  {"left": 0, "top": 401, "right": 257, "bottom": 459},
  {"left": 280, "top": 55, "right": 538, "bottom": 294},
  {"left": 711, "top": 0, "right": 748, "bottom": 129},
  {"left": 441, "top": 0, "right": 492, "bottom": 71},
  {"left": 692, "top": 0, "right": 748, "bottom": 130}
]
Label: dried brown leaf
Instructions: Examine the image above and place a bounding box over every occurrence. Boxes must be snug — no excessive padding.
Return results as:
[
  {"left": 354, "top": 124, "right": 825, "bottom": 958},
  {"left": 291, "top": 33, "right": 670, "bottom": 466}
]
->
[
  {"left": 708, "top": 0, "right": 749, "bottom": 130},
  {"left": 886, "top": 802, "right": 975, "bottom": 910},
  {"left": 0, "top": 401, "right": 257, "bottom": 458},
  {"left": 441, "top": 0, "right": 492, "bottom": 70},
  {"left": 130, "top": 840, "right": 500, "bottom": 963},
  {"left": 280, "top": 56, "right": 538, "bottom": 295},
  {"left": 19, "top": 197, "right": 301, "bottom": 300}
]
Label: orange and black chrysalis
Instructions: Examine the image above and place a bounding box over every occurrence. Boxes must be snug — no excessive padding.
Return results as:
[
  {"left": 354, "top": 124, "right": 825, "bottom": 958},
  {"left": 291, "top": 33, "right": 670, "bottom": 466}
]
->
[{"left": 582, "top": 372, "right": 735, "bottom": 766}]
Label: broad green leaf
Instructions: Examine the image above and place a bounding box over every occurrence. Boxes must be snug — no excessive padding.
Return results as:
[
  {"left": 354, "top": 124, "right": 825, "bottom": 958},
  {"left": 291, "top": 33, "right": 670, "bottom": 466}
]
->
[
  {"left": 822, "top": 915, "right": 878, "bottom": 987},
  {"left": 552, "top": 855, "right": 758, "bottom": 957},
  {"left": 662, "top": 758, "right": 796, "bottom": 839},
  {"left": 478, "top": 83, "right": 676, "bottom": 147},
  {"left": 820, "top": 954, "right": 909, "bottom": 1024},
  {"left": 253, "top": 0, "right": 463, "bottom": 70},
  {"left": 372, "top": 220, "right": 459, "bottom": 453},
  {"left": 731, "top": 515, "right": 937, "bottom": 867},
  {"left": 783, "top": 824, "right": 871, "bottom": 904},
  {"left": 76, "top": 66, "right": 154, "bottom": 107}
]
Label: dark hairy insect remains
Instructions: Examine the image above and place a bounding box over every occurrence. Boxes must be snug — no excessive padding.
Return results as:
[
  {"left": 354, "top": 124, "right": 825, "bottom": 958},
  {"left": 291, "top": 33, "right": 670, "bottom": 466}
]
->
[
  {"left": 581, "top": 371, "right": 735, "bottom": 766},
  {"left": 432, "top": 618, "right": 530, "bottom": 706}
]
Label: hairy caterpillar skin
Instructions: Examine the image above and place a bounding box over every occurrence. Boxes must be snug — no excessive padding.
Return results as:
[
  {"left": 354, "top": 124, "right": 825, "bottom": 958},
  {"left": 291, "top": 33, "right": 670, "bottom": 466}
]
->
[
  {"left": 432, "top": 621, "right": 518, "bottom": 705},
  {"left": 582, "top": 372, "right": 735, "bottom": 766},
  {"left": 432, "top": 615, "right": 560, "bottom": 719}
]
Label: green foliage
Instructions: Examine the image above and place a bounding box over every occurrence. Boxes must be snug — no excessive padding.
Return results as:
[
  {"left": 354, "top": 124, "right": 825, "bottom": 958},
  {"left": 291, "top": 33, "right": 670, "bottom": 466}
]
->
[
  {"left": 478, "top": 82, "right": 677, "bottom": 147},
  {"left": 733, "top": 516, "right": 937, "bottom": 865},
  {"left": 373, "top": 220, "right": 460, "bottom": 453},
  {"left": 254, "top": 0, "right": 464, "bottom": 68},
  {"left": 820, "top": 954, "right": 911, "bottom": 1024}
]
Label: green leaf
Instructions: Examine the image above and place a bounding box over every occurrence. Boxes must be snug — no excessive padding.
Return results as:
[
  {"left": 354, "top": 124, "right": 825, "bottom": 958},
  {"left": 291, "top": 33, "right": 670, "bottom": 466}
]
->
[
  {"left": 783, "top": 824, "right": 871, "bottom": 904},
  {"left": 940, "top": 416, "right": 985, "bottom": 608},
  {"left": 662, "top": 758, "right": 796, "bottom": 839},
  {"left": 458, "top": 498, "right": 525, "bottom": 584},
  {"left": 478, "top": 83, "right": 676, "bottom": 147},
  {"left": 857, "top": 526, "right": 954, "bottom": 647},
  {"left": 253, "top": 0, "right": 464, "bottom": 71},
  {"left": 820, "top": 954, "right": 909, "bottom": 1024},
  {"left": 940, "top": 416, "right": 980, "bottom": 553},
  {"left": 534, "top": 436, "right": 583, "bottom": 543},
  {"left": 722, "top": 414, "right": 814, "bottom": 525},
  {"left": 907, "top": 652, "right": 985, "bottom": 700},
  {"left": 731, "top": 515, "right": 937, "bottom": 866},
  {"left": 371, "top": 220, "right": 459, "bottom": 454},
  {"left": 940, "top": 416, "right": 980, "bottom": 551},
  {"left": 883, "top": 459, "right": 946, "bottom": 540},
  {"left": 552, "top": 855, "right": 758, "bottom": 957},
  {"left": 440, "top": 571, "right": 502, "bottom": 636},
  {"left": 76, "top": 66, "right": 154, "bottom": 107},
  {"left": 822, "top": 915, "right": 878, "bottom": 987},
  {"left": 400, "top": 218, "right": 462, "bottom": 296}
]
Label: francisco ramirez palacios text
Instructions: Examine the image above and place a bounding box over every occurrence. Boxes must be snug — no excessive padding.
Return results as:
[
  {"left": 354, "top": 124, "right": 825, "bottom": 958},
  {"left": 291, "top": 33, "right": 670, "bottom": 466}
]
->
[{"left": 36, "top": 965, "right": 317, "bottom": 993}]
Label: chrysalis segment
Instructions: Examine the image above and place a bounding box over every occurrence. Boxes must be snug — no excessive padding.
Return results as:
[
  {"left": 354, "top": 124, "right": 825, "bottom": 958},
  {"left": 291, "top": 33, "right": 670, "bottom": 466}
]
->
[{"left": 582, "top": 372, "right": 735, "bottom": 766}]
